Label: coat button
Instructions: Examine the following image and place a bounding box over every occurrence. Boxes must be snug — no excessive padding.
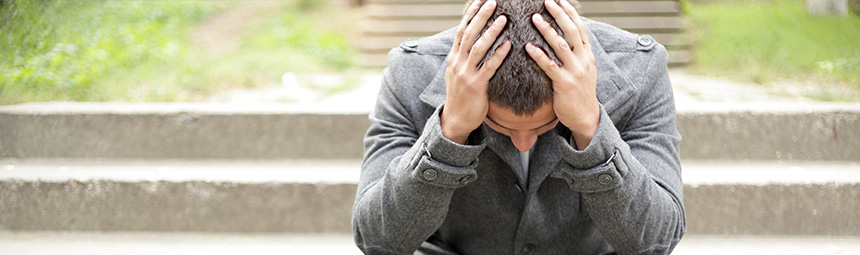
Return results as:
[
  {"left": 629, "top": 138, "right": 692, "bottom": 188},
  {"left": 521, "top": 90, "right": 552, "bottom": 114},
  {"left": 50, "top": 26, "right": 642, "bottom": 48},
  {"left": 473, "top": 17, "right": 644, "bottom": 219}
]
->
[
  {"left": 460, "top": 175, "right": 474, "bottom": 184},
  {"left": 422, "top": 169, "right": 438, "bottom": 181},
  {"left": 404, "top": 40, "right": 418, "bottom": 48},
  {"left": 522, "top": 244, "right": 535, "bottom": 254},
  {"left": 637, "top": 36, "right": 653, "bottom": 46},
  {"left": 598, "top": 174, "right": 612, "bottom": 185}
]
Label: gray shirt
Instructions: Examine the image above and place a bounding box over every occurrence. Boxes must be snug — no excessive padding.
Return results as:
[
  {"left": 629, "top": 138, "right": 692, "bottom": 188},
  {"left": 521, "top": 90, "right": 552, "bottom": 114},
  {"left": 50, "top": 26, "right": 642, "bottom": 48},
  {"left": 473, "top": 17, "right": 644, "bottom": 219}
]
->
[
  {"left": 353, "top": 18, "right": 685, "bottom": 255},
  {"left": 518, "top": 150, "right": 530, "bottom": 189}
]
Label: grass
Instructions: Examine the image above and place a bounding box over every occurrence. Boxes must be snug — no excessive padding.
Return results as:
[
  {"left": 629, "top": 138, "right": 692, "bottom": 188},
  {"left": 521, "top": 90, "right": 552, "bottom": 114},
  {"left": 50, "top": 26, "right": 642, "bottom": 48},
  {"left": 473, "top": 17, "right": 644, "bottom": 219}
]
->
[
  {"left": 0, "top": 0, "right": 358, "bottom": 105},
  {"left": 683, "top": 0, "right": 860, "bottom": 101}
]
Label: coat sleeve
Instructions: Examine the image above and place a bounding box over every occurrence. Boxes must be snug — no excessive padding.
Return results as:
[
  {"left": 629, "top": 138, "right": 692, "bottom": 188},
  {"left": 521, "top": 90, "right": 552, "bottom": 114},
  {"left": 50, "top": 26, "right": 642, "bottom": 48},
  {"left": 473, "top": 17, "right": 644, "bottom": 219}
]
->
[
  {"left": 352, "top": 61, "right": 486, "bottom": 254},
  {"left": 554, "top": 44, "right": 686, "bottom": 254}
]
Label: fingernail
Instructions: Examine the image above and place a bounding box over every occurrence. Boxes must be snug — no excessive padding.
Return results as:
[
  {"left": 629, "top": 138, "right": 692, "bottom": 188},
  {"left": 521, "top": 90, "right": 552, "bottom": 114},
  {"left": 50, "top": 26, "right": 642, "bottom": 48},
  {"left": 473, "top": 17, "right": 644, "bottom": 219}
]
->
[
  {"left": 495, "top": 15, "right": 506, "bottom": 24},
  {"left": 533, "top": 13, "right": 543, "bottom": 22},
  {"left": 525, "top": 43, "right": 535, "bottom": 52}
]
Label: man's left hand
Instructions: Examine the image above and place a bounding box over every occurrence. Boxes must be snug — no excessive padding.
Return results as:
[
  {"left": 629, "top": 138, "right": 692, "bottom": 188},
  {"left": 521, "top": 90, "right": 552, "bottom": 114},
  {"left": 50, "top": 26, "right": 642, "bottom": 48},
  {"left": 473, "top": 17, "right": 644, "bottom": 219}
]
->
[{"left": 526, "top": 0, "right": 599, "bottom": 150}]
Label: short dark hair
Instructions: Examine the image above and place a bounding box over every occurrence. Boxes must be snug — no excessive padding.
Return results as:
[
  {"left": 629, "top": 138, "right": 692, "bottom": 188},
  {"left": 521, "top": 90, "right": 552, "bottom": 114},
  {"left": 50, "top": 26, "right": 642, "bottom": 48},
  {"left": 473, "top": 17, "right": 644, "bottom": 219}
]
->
[{"left": 468, "top": 0, "right": 570, "bottom": 116}]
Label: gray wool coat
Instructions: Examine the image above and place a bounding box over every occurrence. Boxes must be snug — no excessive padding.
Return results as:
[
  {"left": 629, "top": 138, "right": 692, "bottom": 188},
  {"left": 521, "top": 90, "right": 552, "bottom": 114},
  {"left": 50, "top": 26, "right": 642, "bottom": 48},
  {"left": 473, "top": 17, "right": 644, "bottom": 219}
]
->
[{"left": 353, "top": 18, "right": 686, "bottom": 255}]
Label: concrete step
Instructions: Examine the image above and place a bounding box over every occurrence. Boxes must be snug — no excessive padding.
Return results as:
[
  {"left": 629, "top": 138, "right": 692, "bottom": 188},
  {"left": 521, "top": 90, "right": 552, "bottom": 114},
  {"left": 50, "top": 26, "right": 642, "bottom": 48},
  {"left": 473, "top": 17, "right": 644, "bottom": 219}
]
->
[
  {"left": 0, "top": 103, "right": 370, "bottom": 160},
  {"left": 1, "top": 232, "right": 859, "bottom": 255},
  {"left": 2, "top": 102, "right": 860, "bottom": 161},
  {"left": 0, "top": 232, "right": 363, "bottom": 255},
  {"left": 1, "top": 159, "right": 859, "bottom": 235},
  {"left": 0, "top": 159, "right": 359, "bottom": 233}
]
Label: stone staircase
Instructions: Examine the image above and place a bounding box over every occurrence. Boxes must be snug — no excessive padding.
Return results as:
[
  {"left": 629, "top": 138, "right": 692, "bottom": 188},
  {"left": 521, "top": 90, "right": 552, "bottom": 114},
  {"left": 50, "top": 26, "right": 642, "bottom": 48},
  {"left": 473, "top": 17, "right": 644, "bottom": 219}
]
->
[
  {"left": 358, "top": 0, "right": 691, "bottom": 67},
  {"left": 2, "top": 75, "right": 860, "bottom": 253}
]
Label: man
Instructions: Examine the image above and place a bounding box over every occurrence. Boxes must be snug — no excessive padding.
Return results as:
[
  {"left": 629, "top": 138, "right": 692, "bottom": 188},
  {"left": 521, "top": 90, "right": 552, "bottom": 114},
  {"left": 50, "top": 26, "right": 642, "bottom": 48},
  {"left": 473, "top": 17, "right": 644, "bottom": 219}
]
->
[{"left": 353, "top": 0, "right": 685, "bottom": 254}]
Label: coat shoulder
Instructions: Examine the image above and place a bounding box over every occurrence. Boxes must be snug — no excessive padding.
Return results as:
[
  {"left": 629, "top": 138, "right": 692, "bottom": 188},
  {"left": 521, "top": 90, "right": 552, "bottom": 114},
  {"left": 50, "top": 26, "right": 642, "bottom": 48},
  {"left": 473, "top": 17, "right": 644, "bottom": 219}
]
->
[
  {"left": 387, "top": 28, "right": 454, "bottom": 67},
  {"left": 382, "top": 28, "right": 453, "bottom": 100},
  {"left": 585, "top": 18, "right": 669, "bottom": 86},
  {"left": 584, "top": 18, "right": 663, "bottom": 54}
]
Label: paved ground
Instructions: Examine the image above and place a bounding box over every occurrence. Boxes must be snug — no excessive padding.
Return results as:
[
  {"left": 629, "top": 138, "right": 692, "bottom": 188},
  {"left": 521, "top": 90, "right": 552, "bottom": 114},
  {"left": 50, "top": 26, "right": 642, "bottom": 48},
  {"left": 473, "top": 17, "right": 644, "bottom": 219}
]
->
[
  {"left": 2, "top": 232, "right": 859, "bottom": 255},
  {"left": 206, "top": 68, "right": 856, "bottom": 112},
  {"left": 668, "top": 69, "right": 805, "bottom": 105},
  {"left": 3, "top": 159, "right": 860, "bottom": 186}
]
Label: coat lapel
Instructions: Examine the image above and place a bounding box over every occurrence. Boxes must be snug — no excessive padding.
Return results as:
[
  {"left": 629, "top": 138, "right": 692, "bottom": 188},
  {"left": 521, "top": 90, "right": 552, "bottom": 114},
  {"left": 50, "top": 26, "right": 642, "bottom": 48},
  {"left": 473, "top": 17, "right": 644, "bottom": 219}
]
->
[
  {"left": 418, "top": 57, "right": 449, "bottom": 108},
  {"left": 481, "top": 124, "right": 528, "bottom": 187},
  {"left": 525, "top": 128, "right": 563, "bottom": 193},
  {"left": 587, "top": 22, "right": 637, "bottom": 124}
]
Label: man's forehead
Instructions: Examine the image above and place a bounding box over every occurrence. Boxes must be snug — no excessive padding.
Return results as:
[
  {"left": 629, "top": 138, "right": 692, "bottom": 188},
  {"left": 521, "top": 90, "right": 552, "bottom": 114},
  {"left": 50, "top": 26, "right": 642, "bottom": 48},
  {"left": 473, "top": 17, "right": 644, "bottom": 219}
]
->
[
  {"left": 486, "top": 115, "right": 558, "bottom": 131},
  {"left": 486, "top": 103, "right": 557, "bottom": 130}
]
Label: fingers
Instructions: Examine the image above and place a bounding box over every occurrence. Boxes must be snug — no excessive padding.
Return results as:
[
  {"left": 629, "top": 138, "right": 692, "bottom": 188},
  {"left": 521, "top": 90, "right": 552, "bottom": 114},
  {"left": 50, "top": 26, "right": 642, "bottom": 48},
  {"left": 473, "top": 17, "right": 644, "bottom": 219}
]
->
[
  {"left": 479, "top": 40, "right": 511, "bottom": 80},
  {"left": 459, "top": 0, "right": 496, "bottom": 57},
  {"left": 453, "top": 0, "right": 483, "bottom": 54},
  {"left": 559, "top": 0, "right": 590, "bottom": 50},
  {"left": 532, "top": 13, "right": 574, "bottom": 66},
  {"left": 542, "top": 0, "right": 585, "bottom": 56},
  {"left": 468, "top": 15, "right": 507, "bottom": 68},
  {"left": 525, "top": 42, "right": 563, "bottom": 81}
]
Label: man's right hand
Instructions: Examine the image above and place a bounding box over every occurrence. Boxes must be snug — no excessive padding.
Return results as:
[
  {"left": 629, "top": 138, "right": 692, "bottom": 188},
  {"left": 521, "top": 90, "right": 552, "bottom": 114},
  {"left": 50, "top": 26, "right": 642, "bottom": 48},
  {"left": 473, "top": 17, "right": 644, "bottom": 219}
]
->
[{"left": 441, "top": 0, "right": 511, "bottom": 145}]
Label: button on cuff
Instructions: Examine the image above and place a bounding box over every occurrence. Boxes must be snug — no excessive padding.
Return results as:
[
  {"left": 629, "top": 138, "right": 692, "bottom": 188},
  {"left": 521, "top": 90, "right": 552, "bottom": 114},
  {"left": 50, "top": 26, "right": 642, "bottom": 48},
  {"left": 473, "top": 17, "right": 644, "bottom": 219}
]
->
[
  {"left": 598, "top": 174, "right": 612, "bottom": 185},
  {"left": 558, "top": 149, "right": 623, "bottom": 193},
  {"left": 413, "top": 154, "right": 479, "bottom": 188},
  {"left": 422, "top": 169, "right": 438, "bottom": 181}
]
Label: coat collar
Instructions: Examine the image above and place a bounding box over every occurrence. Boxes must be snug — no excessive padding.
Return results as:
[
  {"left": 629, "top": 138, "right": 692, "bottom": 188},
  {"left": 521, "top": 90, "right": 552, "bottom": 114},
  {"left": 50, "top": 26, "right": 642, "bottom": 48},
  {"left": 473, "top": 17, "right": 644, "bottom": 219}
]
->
[{"left": 478, "top": 123, "right": 562, "bottom": 192}]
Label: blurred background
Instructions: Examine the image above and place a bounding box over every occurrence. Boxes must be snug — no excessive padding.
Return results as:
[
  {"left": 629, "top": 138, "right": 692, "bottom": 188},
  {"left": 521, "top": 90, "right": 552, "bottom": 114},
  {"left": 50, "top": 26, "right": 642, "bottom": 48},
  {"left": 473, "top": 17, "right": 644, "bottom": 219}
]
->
[
  {"left": 1, "top": 0, "right": 859, "bottom": 254},
  {"left": 1, "top": 0, "right": 858, "bottom": 104}
]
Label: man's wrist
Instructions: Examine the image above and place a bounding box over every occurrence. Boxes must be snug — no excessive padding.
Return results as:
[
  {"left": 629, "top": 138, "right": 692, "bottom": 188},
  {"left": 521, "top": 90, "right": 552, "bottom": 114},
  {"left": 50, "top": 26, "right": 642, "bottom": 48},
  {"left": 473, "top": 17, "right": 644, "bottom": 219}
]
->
[
  {"left": 440, "top": 108, "right": 471, "bottom": 145},
  {"left": 564, "top": 104, "right": 600, "bottom": 150},
  {"left": 426, "top": 112, "right": 486, "bottom": 167},
  {"left": 571, "top": 129, "right": 595, "bottom": 150},
  {"left": 441, "top": 123, "right": 469, "bottom": 145}
]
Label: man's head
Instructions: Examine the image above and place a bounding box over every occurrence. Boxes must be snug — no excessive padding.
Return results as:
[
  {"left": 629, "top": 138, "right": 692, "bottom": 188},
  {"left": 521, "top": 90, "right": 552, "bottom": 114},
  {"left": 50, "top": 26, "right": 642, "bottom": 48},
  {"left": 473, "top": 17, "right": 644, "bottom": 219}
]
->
[
  {"left": 468, "top": 0, "right": 572, "bottom": 116},
  {"left": 465, "top": 0, "right": 577, "bottom": 151}
]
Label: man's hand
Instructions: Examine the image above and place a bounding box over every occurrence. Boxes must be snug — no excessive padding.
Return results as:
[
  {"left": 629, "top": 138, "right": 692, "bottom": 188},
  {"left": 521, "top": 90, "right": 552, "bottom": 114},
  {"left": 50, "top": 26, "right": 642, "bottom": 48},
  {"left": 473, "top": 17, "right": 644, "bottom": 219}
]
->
[
  {"left": 526, "top": 0, "right": 599, "bottom": 150},
  {"left": 441, "top": 0, "right": 511, "bottom": 145}
]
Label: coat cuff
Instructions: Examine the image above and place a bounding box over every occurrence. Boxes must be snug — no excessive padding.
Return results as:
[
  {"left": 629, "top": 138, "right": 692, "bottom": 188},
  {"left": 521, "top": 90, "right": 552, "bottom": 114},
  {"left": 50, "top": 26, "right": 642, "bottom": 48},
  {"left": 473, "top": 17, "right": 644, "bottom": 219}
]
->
[
  {"left": 556, "top": 105, "right": 625, "bottom": 193},
  {"left": 412, "top": 105, "right": 486, "bottom": 188}
]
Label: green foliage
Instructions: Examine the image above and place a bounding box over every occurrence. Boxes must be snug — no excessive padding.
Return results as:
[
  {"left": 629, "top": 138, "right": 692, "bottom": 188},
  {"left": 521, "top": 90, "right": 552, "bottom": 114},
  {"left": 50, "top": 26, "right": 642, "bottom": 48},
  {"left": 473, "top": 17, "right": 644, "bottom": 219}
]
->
[
  {"left": 296, "top": 0, "right": 324, "bottom": 10},
  {"left": 0, "top": 0, "right": 358, "bottom": 104},
  {"left": 850, "top": 0, "right": 860, "bottom": 16},
  {"left": 685, "top": 0, "right": 860, "bottom": 99},
  {"left": 678, "top": 0, "right": 693, "bottom": 15},
  {"left": 245, "top": 9, "right": 355, "bottom": 70},
  {"left": 0, "top": 0, "right": 226, "bottom": 104}
]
